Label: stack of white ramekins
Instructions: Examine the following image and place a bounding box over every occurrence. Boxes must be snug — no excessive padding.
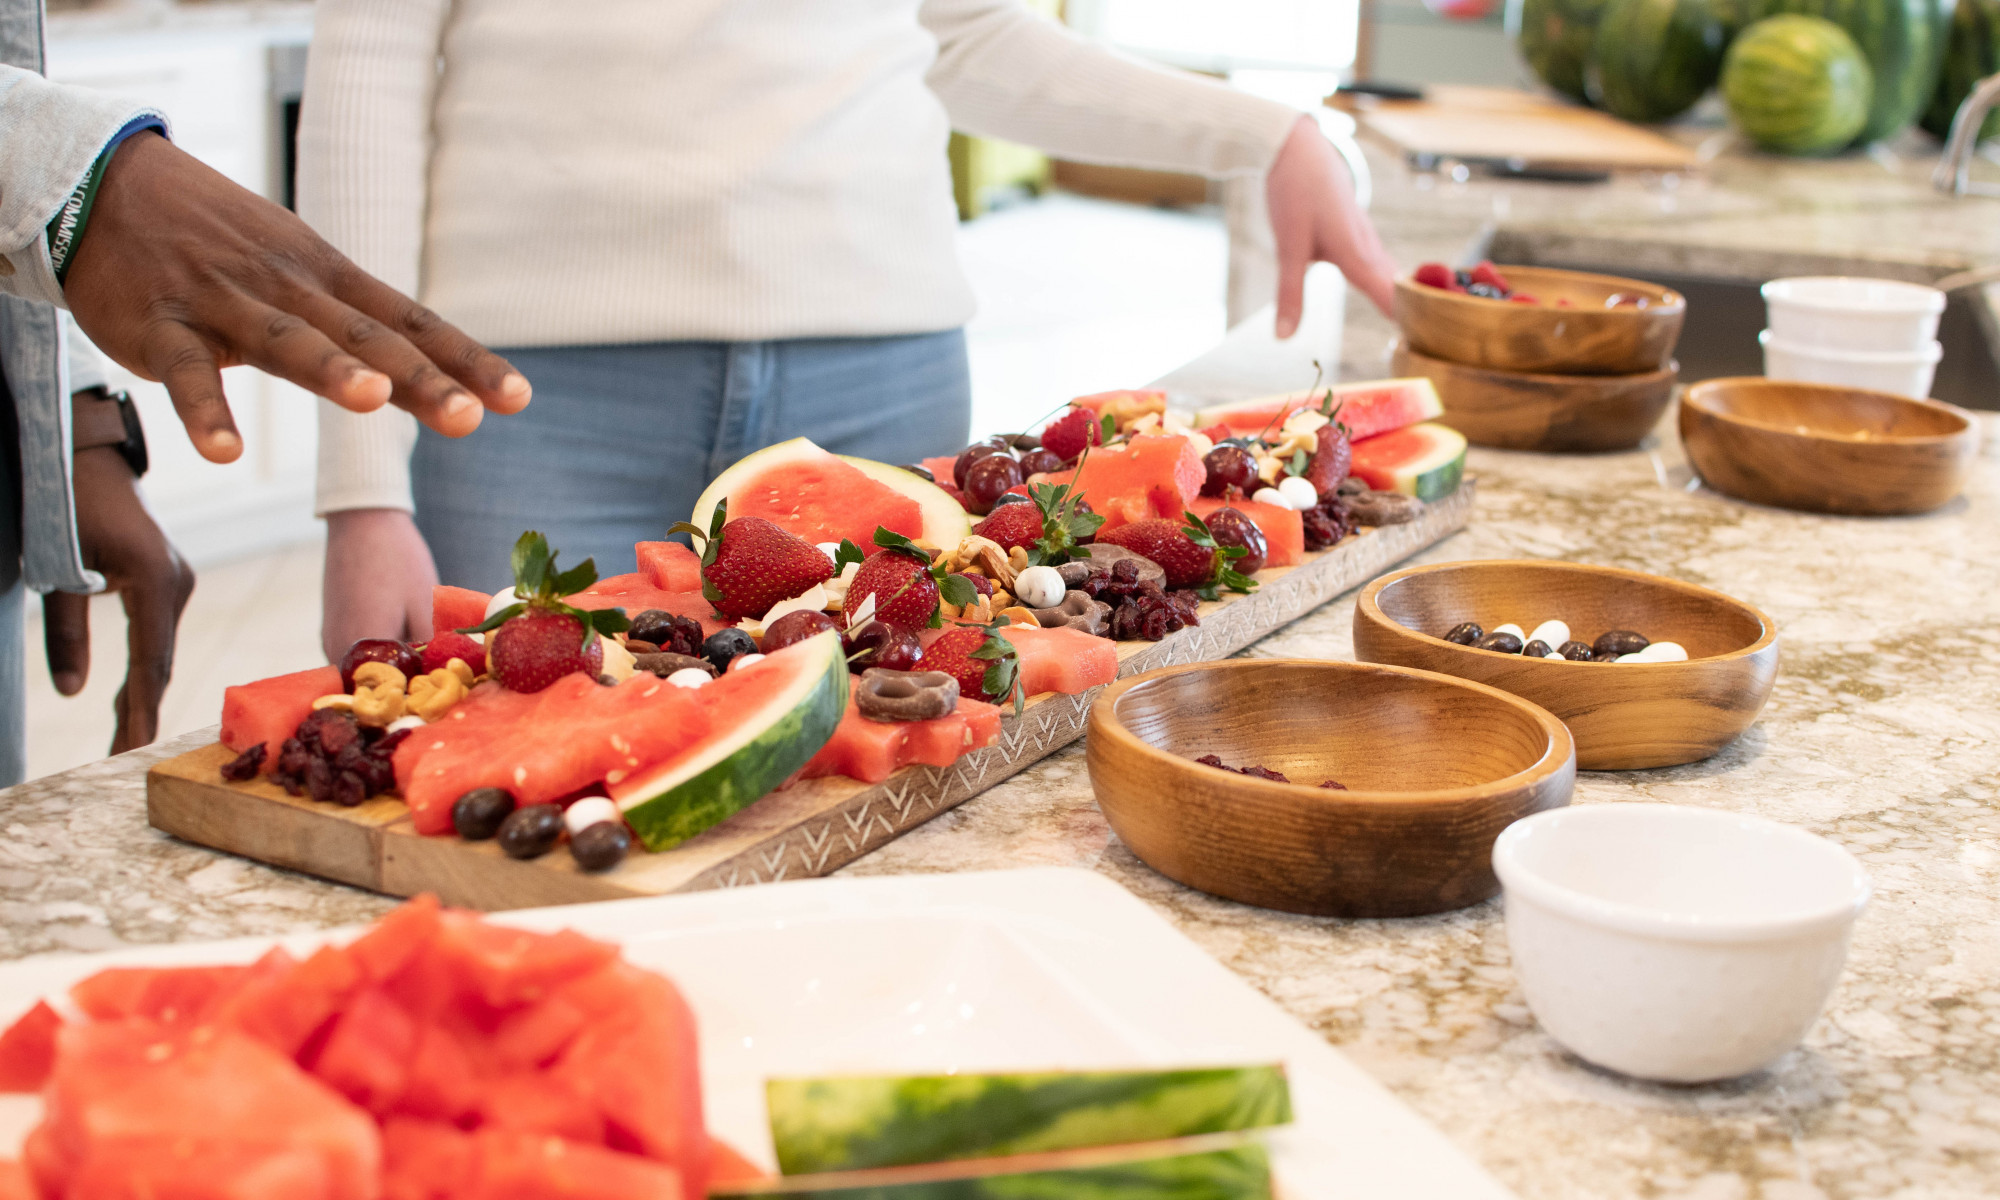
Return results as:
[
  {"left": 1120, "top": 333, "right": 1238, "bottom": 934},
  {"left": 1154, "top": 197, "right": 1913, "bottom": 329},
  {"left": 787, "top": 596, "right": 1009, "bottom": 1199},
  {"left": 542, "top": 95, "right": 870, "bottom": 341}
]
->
[{"left": 1758, "top": 277, "right": 1946, "bottom": 398}]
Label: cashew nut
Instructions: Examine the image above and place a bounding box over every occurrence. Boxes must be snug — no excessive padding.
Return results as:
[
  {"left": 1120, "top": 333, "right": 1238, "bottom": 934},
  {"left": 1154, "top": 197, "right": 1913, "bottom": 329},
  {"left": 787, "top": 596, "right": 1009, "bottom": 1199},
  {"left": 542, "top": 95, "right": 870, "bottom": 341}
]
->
[
  {"left": 945, "top": 536, "right": 1019, "bottom": 591},
  {"left": 445, "top": 657, "right": 477, "bottom": 688},
  {"left": 352, "top": 661, "right": 407, "bottom": 693},
  {"left": 352, "top": 681, "right": 407, "bottom": 728},
  {"left": 311, "top": 693, "right": 355, "bottom": 712},
  {"left": 405, "top": 669, "right": 468, "bottom": 722},
  {"left": 856, "top": 668, "right": 959, "bottom": 722}
]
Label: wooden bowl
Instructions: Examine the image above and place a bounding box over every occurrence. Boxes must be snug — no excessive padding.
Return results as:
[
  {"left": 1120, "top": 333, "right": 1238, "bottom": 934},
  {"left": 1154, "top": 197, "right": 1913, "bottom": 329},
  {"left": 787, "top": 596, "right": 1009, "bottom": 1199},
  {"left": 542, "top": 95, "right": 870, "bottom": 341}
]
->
[
  {"left": 1680, "top": 377, "right": 1979, "bottom": 515},
  {"left": 1353, "top": 561, "right": 1778, "bottom": 770},
  {"left": 1086, "top": 658, "right": 1575, "bottom": 918},
  {"left": 1393, "top": 340, "right": 1677, "bottom": 452},
  {"left": 1394, "top": 265, "right": 1685, "bottom": 376}
]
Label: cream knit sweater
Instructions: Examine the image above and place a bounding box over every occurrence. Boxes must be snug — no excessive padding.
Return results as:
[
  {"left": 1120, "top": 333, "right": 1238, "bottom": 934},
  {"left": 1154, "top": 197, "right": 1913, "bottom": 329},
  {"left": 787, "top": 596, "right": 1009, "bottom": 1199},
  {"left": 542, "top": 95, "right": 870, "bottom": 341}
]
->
[{"left": 299, "top": 0, "right": 1302, "bottom": 515}]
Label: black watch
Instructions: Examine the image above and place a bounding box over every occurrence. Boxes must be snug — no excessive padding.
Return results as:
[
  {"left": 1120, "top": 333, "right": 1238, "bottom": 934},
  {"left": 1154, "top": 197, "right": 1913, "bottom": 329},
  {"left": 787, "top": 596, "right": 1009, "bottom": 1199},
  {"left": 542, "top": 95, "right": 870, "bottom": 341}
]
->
[{"left": 72, "top": 388, "right": 149, "bottom": 478}]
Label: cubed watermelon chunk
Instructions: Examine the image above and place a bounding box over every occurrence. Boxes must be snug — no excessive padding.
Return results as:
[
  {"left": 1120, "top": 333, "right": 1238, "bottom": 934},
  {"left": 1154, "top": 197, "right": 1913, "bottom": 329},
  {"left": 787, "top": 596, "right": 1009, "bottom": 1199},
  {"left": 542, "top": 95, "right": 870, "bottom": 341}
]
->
[
  {"left": 1188, "top": 497, "right": 1303, "bottom": 567},
  {"left": 0, "top": 1001, "right": 60, "bottom": 1093},
  {"left": 998, "top": 625, "right": 1120, "bottom": 697},
  {"left": 220, "top": 664, "right": 343, "bottom": 771},
  {"left": 431, "top": 586, "right": 491, "bottom": 637},
  {"left": 382, "top": 1120, "right": 685, "bottom": 1200},
  {"left": 636, "top": 542, "right": 703, "bottom": 592},
  {"left": 1034, "top": 435, "right": 1205, "bottom": 532},
  {"left": 799, "top": 694, "right": 1003, "bottom": 783}
]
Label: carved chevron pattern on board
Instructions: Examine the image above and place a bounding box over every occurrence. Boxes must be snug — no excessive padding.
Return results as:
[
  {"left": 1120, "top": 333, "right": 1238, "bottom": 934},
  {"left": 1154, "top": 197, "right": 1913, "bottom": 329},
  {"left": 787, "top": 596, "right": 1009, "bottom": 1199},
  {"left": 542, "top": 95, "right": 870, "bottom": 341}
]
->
[{"left": 693, "top": 485, "right": 1473, "bottom": 890}]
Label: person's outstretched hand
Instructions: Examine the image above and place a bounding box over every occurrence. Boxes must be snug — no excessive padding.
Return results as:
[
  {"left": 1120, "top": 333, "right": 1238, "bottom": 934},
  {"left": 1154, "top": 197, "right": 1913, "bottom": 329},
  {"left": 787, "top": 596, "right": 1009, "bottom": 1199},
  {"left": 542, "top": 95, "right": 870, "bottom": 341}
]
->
[
  {"left": 322, "top": 508, "right": 439, "bottom": 663},
  {"left": 1265, "top": 115, "right": 1399, "bottom": 333},
  {"left": 62, "top": 132, "right": 531, "bottom": 465},
  {"left": 44, "top": 441, "right": 195, "bottom": 754}
]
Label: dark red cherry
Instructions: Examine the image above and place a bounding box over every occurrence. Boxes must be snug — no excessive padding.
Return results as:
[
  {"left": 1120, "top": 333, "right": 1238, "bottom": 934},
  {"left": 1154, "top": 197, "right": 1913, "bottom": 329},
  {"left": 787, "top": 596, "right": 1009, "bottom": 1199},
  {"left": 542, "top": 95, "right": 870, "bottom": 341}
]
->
[
  {"left": 1203, "top": 506, "right": 1268, "bottom": 576},
  {"left": 1201, "top": 445, "right": 1260, "bottom": 498},
  {"left": 952, "top": 441, "right": 1012, "bottom": 488},
  {"left": 842, "top": 621, "right": 923, "bottom": 673},
  {"left": 961, "top": 454, "right": 1025, "bottom": 516},
  {"left": 1018, "top": 448, "right": 1065, "bottom": 476},
  {"left": 761, "top": 610, "right": 839, "bottom": 653},
  {"left": 339, "top": 638, "right": 423, "bottom": 692}
]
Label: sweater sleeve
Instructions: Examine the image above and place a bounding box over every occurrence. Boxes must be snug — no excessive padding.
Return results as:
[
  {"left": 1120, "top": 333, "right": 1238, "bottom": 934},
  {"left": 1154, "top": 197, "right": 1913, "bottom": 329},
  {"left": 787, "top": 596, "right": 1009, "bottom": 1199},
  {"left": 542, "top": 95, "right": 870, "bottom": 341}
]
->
[
  {"left": 918, "top": 0, "right": 1302, "bottom": 179},
  {"left": 296, "top": 0, "right": 451, "bottom": 516}
]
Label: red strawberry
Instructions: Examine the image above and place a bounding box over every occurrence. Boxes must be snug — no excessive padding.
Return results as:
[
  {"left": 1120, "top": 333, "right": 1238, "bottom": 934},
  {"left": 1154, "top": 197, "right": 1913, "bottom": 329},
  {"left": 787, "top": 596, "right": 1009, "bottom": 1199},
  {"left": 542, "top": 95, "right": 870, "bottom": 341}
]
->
[
  {"left": 972, "top": 502, "right": 1043, "bottom": 552},
  {"left": 1304, "top": 421, "right": 1351, "bottom": 498},
  {"left": 847, "top": 551, "right": 941, "bottom": 632},
  {"left": 1412, "top": 262, "right": 1455, "bottom": 290},
  {"left": 488, "top": 609, "right": 603, "bottom": 693},
  {"left": 420, "top": 631, "right": 486, "bottom": 677},
  {"left": 1096, "top": 519, "right": 1217, "bottom": 589},
  {"left": 1040, "top": 407, "right": 1101, "bottom": 462},
  {"left": 924, "top": 624, "right": 1019, "bottom": 705},
  {"left": 700, "top": 517, "right": 834, "bottom": 619}
]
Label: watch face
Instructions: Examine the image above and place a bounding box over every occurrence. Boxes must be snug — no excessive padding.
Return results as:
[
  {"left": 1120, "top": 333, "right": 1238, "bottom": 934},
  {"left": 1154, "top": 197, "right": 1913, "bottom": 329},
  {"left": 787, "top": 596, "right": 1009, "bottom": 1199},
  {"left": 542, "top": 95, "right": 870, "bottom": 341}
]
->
[{"left": 111, "top": 392, "right": 148, "bottom": 478}]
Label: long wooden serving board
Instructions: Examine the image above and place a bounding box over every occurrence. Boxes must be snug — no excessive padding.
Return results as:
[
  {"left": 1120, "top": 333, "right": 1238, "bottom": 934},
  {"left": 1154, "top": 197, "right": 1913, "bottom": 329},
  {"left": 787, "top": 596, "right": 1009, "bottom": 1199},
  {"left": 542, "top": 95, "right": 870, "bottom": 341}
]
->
[{"left": 148, "top": 485, "right": 1473, "bottom": 910}]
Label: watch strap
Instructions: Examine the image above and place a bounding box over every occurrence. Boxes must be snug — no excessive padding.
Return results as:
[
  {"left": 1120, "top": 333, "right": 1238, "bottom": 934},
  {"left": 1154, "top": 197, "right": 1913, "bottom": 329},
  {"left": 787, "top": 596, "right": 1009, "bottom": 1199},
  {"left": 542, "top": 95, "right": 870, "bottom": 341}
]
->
[{"left": 71, "top": 390, "right": 149, "bottom": 477}]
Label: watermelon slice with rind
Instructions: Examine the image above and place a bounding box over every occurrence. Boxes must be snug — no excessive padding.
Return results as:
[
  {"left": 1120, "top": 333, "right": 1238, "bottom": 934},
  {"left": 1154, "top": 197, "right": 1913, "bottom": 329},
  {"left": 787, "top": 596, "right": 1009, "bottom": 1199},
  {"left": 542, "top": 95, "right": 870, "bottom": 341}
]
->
[
  {"left": 610, "top": 630, "right": 849, "bottom": 850},
  {"left": 1349, "top": 421, "right": 1467, "bottom": 500},
  {"left": 1193, "top": 378, "right": 1443, "bottom": 441},
  {"left": 690, "top": 438, "right": 970, "bottom": 553}
]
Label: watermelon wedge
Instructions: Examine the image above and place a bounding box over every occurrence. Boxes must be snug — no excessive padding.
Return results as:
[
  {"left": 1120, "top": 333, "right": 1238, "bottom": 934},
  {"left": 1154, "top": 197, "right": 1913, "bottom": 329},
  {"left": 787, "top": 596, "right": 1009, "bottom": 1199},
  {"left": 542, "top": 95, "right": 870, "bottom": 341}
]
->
[
  {"left": 1188, "top": 497, "right": 1302, "bottom": 567},
  {"left": 431, "top": 586, "right": 491, "bottom": 637},
  {"left": 610, "top": 631, "right": 848, "bottom": 850},
  {"left": 1194, "top": 379, "right": 1443, "bottom": 441},
  {"left": 690, "top": 438, "right": 969, "bottom": 552},
  {"left": 800, "top": 694, "right": 1003, "bottom": 783},
  {"left": 221, "top": 664, "right": 343, "bottom": 770},
  {"left": 765, "top": 1065, "right": 1291, "bottom": 1174},
  {"left": 636, "top": 541, "right": 703, "bottom": 592},
  {"left": 1349, "top": 421, "right": 1467, "bottom": 500}
]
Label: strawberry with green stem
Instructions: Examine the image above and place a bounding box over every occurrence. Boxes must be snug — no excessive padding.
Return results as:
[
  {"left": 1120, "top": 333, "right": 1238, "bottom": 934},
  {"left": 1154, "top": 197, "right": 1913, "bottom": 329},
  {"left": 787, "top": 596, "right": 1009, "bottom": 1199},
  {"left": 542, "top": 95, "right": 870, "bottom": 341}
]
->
[
  {"left": 926, "top": 616, "right": 1025, "bottom": 715},
  {"left": 844, "top": 528, "right": 982, "bottom": 632},
  {"left": 671, "top": 501, "right": 834, "bottom": 620},
  {"left": 461, "top": 531, "right": 631, "bottom": 693},
  {"left": 973, "top": 446, "right": 1107, "bottom": 566},
  {"left": 1097, "top": 511, "right": 1258, "bottom": 600}
]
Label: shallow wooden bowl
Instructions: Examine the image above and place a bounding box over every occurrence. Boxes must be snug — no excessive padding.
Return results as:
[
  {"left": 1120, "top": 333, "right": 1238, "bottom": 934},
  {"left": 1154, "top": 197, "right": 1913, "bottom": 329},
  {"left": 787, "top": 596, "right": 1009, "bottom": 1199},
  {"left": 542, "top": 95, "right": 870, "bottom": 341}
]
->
[
  {"left": 1086, "top": 658, "right": 1575, "bottom": 918},
  {"left": 1353, "top": 561, "right": 1778, "bottom": 770},
  {"left": 1394, "top": 264, "right": 1685, "bottom": 376},
  {"left": 1680, "top": 378, "right": 1979, "bottom": 515},
  {"left": 1393, "top": 340, "right": 1677, "bottom": 452}
]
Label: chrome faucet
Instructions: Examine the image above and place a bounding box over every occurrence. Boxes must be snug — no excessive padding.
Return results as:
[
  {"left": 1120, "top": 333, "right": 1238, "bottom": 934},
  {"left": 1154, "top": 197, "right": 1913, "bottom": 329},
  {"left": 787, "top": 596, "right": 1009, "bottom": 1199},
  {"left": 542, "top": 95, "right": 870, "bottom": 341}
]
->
[{"left": 1935, "top": 73, "right": 2000, "bottom": 196}]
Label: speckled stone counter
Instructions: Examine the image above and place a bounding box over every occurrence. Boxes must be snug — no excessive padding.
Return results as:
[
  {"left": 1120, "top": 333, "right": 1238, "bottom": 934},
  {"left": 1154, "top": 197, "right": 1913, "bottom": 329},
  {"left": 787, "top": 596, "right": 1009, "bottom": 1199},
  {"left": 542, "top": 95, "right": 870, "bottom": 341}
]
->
[{"left": 5, "top": 155, "right": 1999, "bottom": 1198}]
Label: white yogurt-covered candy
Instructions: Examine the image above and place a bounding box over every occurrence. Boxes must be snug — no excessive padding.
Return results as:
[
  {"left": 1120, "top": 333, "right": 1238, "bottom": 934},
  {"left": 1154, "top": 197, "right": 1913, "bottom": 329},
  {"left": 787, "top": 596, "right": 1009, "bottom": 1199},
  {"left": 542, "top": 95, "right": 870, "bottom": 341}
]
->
[
  {"left": 1492, "top": 623, "right": 1526, "bottom": 642},
  {"left": 386, "top": 714, "right": 427, "bottom": 734},
  {"left": 1014, "top": 564, "right": 1066, "bottom": 609},
  {"left": 1527, "top": 620, "right": 1570, "bottom": 649},
  {"left": 1276, "top": 475, "right": 1319, "bottom": 511},
  {"left": 484, "top": 587, "right": 524, "bottom": 619},
  {"left": 666, "top": 667, "right": 711, "bottom": 689},
  {"left": 1636, "top": 641, "right": 1689, "bottom": 662},
  {"left": 727, "top": 653, "right": 767, "bottom": 673},
  {"left": 1252, "top": 486, "right": 1289, "bottom": 509},
  {"left": 563, "top": 796, "right": 620, "bottom": 836}
]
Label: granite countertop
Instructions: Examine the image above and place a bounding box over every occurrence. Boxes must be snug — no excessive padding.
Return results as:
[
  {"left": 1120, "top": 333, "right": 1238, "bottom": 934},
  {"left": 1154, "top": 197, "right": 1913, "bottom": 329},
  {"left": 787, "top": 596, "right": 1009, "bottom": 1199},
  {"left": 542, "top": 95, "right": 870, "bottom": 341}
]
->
[{"left": 4, "top": 153, "right": 1999, "bottom": 1197}]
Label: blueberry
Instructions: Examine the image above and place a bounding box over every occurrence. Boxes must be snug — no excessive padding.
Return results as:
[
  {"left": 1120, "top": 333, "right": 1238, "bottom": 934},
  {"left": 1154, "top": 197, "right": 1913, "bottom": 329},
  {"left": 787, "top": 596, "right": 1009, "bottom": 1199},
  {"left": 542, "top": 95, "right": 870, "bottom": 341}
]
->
[
  {"left": 1466, "top": 282, "right": 1508, "bottom": 300},
  {"left": 990, "top": 492, "right": 1033, "bottom": 509},
  {"left": 703, "top": 627, "right": 758, "bottom": 673}
]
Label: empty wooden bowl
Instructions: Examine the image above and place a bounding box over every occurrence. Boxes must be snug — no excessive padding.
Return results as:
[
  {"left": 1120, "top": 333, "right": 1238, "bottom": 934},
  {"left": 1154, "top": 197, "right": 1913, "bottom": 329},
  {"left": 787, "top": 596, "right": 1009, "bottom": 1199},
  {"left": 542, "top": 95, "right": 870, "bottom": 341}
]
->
[
  {"left": 1393, "top": 340, "right": 1677, "bottom": 452},
  {"left": 1353, "top": 561, "right": 1778, "bottom": 770},
  {"left": 1680, "top": 378, "right": 1979, "bottom": 515},
  {"left": 1395, "top": 265, "right": 1685, "bottom": 376},
  {"left": 1086, "top": 658, "right": 1575, "bottom": 918}
]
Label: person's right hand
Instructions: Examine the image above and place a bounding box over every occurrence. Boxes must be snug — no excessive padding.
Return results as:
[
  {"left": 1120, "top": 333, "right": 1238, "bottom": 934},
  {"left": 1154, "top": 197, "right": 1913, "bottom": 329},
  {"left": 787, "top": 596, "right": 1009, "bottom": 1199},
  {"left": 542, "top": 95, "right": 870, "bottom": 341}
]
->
[
  {"left": 322, "top": 508, "right": 439, "bottom": 662},
  {"left": 62, "top": 131, "right": 531, "bottom": 466}
]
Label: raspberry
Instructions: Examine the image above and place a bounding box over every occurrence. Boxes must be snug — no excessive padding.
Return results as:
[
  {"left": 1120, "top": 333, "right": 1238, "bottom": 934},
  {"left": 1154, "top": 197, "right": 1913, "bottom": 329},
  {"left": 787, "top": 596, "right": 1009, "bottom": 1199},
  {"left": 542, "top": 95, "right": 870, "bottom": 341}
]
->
[
  {"left": 1040, "top": 407, "right": 1101, "bottom": 462},
  {"left": 1412, "top": 262, "right": 1455, "bottom": 290}
]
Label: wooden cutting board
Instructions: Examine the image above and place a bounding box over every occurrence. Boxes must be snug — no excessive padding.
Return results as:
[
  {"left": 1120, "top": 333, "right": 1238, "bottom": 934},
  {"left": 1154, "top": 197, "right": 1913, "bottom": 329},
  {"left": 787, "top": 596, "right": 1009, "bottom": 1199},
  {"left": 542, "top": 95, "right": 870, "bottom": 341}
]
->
[
  {"left": 147, "top": 484, "right": 1474, "bottom": 911},
  {"left": 1341, "top": 85, "right": 1700, "bottom": 172}
]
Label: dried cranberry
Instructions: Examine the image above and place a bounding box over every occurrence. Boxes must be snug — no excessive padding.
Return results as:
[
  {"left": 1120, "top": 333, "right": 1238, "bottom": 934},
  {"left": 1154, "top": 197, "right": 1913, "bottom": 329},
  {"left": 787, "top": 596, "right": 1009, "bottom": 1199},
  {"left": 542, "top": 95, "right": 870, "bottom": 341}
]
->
[
  {"left": 220, "top": 743, "right": 266, "bottom": 782},
  {"left": 629, "top": 610, "right": 705, "bottom": 657},
  {"left": 952, "top": 572, "right": 993, "bottom": 597},
  {"left": 330, "top": 769, "right": 368, "bottom": 808}
]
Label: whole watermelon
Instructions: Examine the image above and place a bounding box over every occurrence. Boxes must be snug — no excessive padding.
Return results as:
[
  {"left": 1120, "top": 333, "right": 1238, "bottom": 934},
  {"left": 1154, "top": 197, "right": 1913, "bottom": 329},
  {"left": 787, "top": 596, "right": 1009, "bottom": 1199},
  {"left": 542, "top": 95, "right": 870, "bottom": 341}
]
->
[
  {"left": 1724, "top": 14, "right": 1876, "bottom": 152},
  {"left": 1923, "top": 0, "right": 2000, "bottom": 138},
  {"left": 1510, "top": 0, "right": 1612, "bottom": 102},
  {"left": 1752, "top": 0, "right": 1944, "bottom": 142},
  {"left": 1589, "top": 0, "right": 1733, "bottom": 121}
]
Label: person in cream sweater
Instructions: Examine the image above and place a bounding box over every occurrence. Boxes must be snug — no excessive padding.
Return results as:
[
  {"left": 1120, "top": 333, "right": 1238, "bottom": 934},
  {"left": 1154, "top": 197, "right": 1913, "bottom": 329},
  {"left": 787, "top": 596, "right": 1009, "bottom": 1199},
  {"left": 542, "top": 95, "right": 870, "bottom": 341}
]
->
[{"left": 302, "top": 0, "right": 1399, "bottom": 658}]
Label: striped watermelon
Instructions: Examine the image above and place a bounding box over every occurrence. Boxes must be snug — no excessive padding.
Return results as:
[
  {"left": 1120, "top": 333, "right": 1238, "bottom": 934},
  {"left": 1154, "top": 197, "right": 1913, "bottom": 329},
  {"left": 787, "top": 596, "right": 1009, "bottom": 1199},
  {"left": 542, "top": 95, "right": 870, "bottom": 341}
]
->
[
  {"left": 1923, "top": 0, "right": 2000, "bottom": 139},
  {"left": 1192, "top": 379, "right": 1442, "bottom": 441},
  {"left": 1589, "top": 0, "right": 1730, "bottom": 122},
  {"left": 764, "top": 1066, "right": 1292, "bottom": 1175},
  {"left": 1510, "top": 0, "right": 1613, "bottom": 101},
  {"left": 1350, "top": 422, "right": 1468, "bottom": 500},
  {"left": 1752, "top": 0, "right": 1941, "bottom": 142},
  {"left": 712, "top": 1134, "right": 1272, "bottom": 1198},
  {"left": 1723, "top": 15, "right": 1874, "bottom": 153}
]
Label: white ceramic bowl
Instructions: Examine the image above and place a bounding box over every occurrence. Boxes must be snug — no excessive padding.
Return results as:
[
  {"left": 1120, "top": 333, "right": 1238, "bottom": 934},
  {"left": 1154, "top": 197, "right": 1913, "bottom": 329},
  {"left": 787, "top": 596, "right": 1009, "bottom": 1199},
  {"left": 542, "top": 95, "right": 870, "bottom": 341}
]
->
[
  {"left": 1760, "top": 330, "right": 1941, "bottom": 400},
  {"left": 1492, "top": 803, "right": 1871, "bottom": 1083},
  {"left": 1762, "top": 276, "right": 1945, "bottom": 352}
]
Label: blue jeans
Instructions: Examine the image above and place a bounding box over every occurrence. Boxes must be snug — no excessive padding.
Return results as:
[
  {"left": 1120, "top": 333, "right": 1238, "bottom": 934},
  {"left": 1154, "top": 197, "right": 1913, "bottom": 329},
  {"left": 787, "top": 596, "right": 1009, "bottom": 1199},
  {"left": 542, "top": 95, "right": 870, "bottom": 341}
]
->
[{"left": 412, "top": 332, "right": 972, "bottom": 593}]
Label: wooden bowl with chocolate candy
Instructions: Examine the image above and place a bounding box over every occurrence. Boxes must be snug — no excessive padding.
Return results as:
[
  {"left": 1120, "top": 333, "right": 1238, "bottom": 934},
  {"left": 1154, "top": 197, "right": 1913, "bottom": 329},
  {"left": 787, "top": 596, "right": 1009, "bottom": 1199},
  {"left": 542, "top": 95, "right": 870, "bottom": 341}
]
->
[
  {"left": 1086, "top": 658, "right": 1574, "bottom": 918},
  {"left": 1392, "top": 340, "right": 1677, "bottom": 453},
  {"left": 1353, "top": 561, "right": 1778, "bottom": 770},
  {"left": 1395, "top": 264, "right": 1685, "bottom": 376},
  {"left": 1680, "top": 378, "right": 1979, "bottom": 515}
]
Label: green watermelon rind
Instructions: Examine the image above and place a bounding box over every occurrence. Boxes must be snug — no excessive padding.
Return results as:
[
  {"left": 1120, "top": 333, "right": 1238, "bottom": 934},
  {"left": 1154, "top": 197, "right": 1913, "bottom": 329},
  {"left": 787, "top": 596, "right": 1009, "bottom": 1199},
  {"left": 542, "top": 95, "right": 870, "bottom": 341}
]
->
[
  {"left": 1750, "top": 0, "right": 1938, "bottom": 144},
  {"left": 689, "top": 437, "right": 971, "bottom": 550},
  {"left": 618, "top": 631, "right": 848, "bottom": 852},
  {"left": 1192, "top": 379, "right": 1444, "bottom": 442},
  {"left": 1723, "top": 15, "right": 1874, "bottom": 154},
  {"left": 713, "top": 1133, "right": 1273, "bottom": 1198},
  {"left": 1588, "top": 0, "right": 1730, "bottom": 123},
  {"left": 765, "top": 1065, "right": 1293, "bottom": 1176}
]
